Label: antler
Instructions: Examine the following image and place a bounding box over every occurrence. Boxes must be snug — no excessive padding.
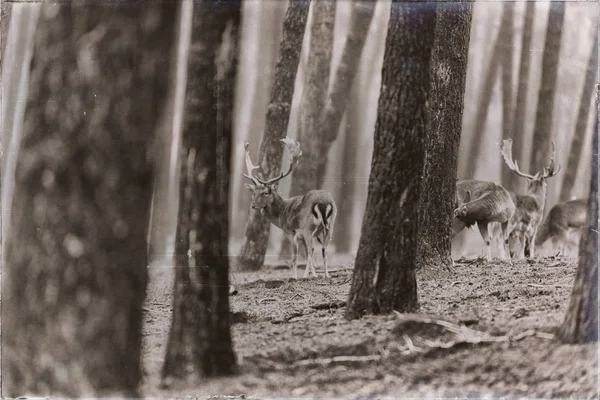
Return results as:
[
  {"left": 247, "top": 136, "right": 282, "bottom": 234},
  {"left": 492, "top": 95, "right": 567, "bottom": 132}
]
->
[
  {"left": 500, "top": 139, "right": 536, "bottom": 180},
  {"left": 242, "top": 141, "right": 260, "bottom": 185},
  {"left": 241, "top": 137, "right": 302, "bottom": 186},
  {"left": 541, "top": 140, "right": 561, "bottom": 178},
  {"left": 260, "top": 137, "right": 302, "bottom": 185}
]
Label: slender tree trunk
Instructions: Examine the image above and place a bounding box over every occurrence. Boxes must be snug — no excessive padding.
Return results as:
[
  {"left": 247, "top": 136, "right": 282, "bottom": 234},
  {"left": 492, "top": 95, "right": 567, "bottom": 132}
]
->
[
  {"left": 464, "top": 3, "right": 513, "bottom": 178},
  {"left": 1, "top": 1, "right": 11, "bottom": 59},
  {"left": 417, "top": 1, "right": 472, "bottom": 271},
  {"left": 508, "top": 1, "right": 535, "bottom": 190},
  {"left": 559, "top": 32, "right": 598, "bottom": 202},
  {"left": 346, "top": 0, "right": 436, "bottom": 319},
  {"left": 314, "top": 0, "right": 375, "bottom": 186},
  {"left": 555, "top": 116, "right": 598, "bottom": 343},
  {"left": 2, "top": 3, "right": 176, "bottom": 397},
  {"left": 280, "top": 0, "right": 336, "bottom": 260},
  {"left": 162, "top": 0, "right": 239, "bottom": 383},
  {"left": 499, "top": 2, "right": 515, "bottom": 189},
  {"left": 529, "top": 2, "right": 565, "bottom": 172},
  {"left": 236, "top": 0, "right": 310, "bottom": 271}
]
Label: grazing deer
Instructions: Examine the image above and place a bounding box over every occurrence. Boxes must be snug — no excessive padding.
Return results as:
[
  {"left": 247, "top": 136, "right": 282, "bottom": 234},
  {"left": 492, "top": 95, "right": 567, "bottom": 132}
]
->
[
  {"left": 499, "top": 138, "right": 561, "bottom": 258},
  {"left": 453, "top": 179, "right": 516, "bottom": 260},
  {"left": 242, "top": 137, "right": 337, "bottom": 279},
  {"left": 535, "top": 197, "right": 588, "bottom": 255}
]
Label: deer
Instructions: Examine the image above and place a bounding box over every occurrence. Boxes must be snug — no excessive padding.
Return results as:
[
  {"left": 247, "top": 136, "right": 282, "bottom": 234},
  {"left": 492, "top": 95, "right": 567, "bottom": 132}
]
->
[
  {"left": 534, "top": 197, "right": 588, "bottom": 256},
  {"left": 499, "top": 138, "right": 561, "bottom": 258},
  {"left": 452, "top": 179, "right": 516, "bottom": 260},
  {"left": 242, "top": 137, "right": 337, "bottom": 279}
]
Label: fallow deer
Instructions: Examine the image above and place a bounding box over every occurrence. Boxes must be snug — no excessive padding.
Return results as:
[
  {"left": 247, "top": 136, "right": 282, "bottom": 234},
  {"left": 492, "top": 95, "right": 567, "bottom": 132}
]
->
[
  {"left": 535, "top": 197, "right": 588, "bottom": 255},
  {"left": 452, "top": 179, "right": 516, "bottom": 260},
  {"left": 499, "top": 138, "right": 561, "bottom": 258},
  {"left": 242, "top": 137, "right": 337, "bottom": 279}
]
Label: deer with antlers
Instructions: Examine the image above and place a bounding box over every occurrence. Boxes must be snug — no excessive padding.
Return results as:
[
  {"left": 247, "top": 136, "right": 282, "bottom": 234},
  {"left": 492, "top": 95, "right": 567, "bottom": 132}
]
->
[
  {"left": 498, "top": 138, "right": 561, "bottom": 258},
  {"left": 242, "top": 137, "right": 337, "bottom": 279}
]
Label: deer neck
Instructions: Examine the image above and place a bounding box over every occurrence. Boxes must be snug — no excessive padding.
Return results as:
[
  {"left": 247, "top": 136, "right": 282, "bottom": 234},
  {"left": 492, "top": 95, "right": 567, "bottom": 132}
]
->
[
  {"left": 527, "top": 183, "right": 547, "bottom": 212},
  {"left": 261, "top": 192, "right": 287, "bottom": 230}
]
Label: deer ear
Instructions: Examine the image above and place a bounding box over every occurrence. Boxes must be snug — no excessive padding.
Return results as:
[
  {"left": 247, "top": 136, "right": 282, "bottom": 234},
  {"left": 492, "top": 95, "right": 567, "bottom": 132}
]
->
[
  {"left": 270, "top": 182, "right": 279, "bottom": 192},
  {"left": 463, "top": 190, "right": 471, "bottom": 204},
  {"left": 244, "top": 183, "right": 256, "bottom": 192}
]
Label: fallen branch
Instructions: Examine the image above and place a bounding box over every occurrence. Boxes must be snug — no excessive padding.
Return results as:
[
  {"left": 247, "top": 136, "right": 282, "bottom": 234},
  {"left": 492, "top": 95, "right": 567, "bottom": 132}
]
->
[
  {"left": 294, "top": 354, "right": 381, "bottom": 367},
  {"left": 310, "top": 301, "right": 346, "bottom": 310},
  {"left": 258, "top": 297, "right": 279, "bottom": 304},
  {"left": 526, "top": 283, "right": 571, "bottom": 289}
]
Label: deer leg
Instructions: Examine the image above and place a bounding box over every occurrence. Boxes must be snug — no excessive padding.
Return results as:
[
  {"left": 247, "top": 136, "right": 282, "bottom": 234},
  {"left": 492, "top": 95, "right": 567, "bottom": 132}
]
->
[
  {"left": 301, "top": 236, "right": 312, "bottom": 278},
  {"left": 322, "top": 234, "right": 331, "bottom": 279},
  {"left": 499, "top": 221, "right": 510, "bottom": 260},
  {"left": 477, "top": 221, "right": 492, "bottom": 260},
  {"left": 529, "top": 230, "right": 537, "bottom": 259},
  {"left": 292, "top": 233, "right": 300, "bottom": 280},
  {"left": 307, "top": 236, "right": 318, "bottom": 277}
]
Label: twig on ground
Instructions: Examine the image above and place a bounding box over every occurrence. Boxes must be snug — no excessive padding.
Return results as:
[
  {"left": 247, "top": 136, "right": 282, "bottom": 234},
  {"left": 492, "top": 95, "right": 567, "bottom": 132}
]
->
[
  {"left": 535, "top": 331, "right": 555, "bottom": 340},
  {"left": 526, "top": 283, "right": 571, "bottom": 289},
  {"left": 289, "top": 292, "right": 304, "bottom": 301},
  {"left": 294, "top": 354, "right": 381, "bottom": 367},
  {"left": 403, "top": 334, "right": 422, "bottom": 353},
  {"left": 451, "top": 281, "right": 462, "bottom": 287},
  {"left": 258, "top": 297, "right": 279, "bottom": 304},
  {"left": 310, "top": 301, "right": 346, "bottom": 310}
]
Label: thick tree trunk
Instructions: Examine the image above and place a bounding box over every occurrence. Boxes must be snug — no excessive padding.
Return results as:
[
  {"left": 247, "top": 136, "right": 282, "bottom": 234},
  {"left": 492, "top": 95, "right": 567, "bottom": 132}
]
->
[
  {"left": 314, "top": 0, "right": 375, "bottom": 186},
  {"left": 346, "top": 0, "right": 436, "bottom": 319},
  {"left": 289, "top": 0, "right": 336, "bottom": 195},
  {"left": 464, "top": 3, "right": 513, "bottom": 178},
  {"left": 280, "top": 0, "right": 336, "bottom": 259},
  {"left": 529, "top": 2, "right": 565, "bottom": 172},
  {"left": 507, "top": 1, "right": 534, "bottom": 190},
  {"left": 236, "top": 0, "right": 310, "bottom": 271},
  {"left": 161, "top": 0, "right": 240, "bottom": 383},
  {"left": 559, "top": 32, "right": 598, "bottom": 202},
  {"left": 555, "top": 120, "right": 598, "bottom": 344},
  {"left": 2, "top": 3, "right": 176, "bottom": 397},
  {"left": 417, "top": 1, "right": 472, "bottom": 271}
]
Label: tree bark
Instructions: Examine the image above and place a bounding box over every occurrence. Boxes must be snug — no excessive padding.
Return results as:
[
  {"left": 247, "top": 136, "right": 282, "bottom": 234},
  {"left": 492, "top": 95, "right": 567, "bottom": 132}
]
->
[
  {"left": 313, "top": 0, "right": 375, "bottom": 186},
  {"left": 236, "top": 0, "right": 310, "bottom": 271},
  {"left": 464, "top": 3, "right": 513, "bottom": 178},
  {"left": 280, "top": 0, "right": 336, "bottom": 259},
  {"left": 555, "top": 113, "right": 598, "bottom": 344},
  {"left": 559, "top": 32, "right": 598, "bottom": 202},
  {"left": 499, "top": 2, "right": 515, "bottom": 189},
  {"left": 417, "top": 1, "right": 472, "bottom": 271},
  {"left": 346, "top": 0, "right": 436, "bottom": 319},
  {"left": 161, "top": 0, "right": 240, "bottom": 383},
  {"left": 289, "top": 0, "right": 336, "bottom": 196},
  {"left": 2, "top": 3, "right": 176, "bottom": 397},
  {"left": 507, "top": 1, "right": 534, "bottom": 190},
  {"left": 529, "top": 2, "right": 565, "bottom": 172}
]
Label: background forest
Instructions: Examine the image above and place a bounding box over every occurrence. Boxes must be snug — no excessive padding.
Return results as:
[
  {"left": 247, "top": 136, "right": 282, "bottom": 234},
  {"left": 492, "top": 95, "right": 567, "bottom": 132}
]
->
[{"left": 0, "top": 0, "right": 598, "bottom": 398}]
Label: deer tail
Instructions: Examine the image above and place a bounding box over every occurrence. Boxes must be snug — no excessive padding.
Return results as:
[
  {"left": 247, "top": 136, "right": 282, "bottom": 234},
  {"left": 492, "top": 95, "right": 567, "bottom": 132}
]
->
[{"left": 312, "top": 203, "right": 334, "bottom": 244}]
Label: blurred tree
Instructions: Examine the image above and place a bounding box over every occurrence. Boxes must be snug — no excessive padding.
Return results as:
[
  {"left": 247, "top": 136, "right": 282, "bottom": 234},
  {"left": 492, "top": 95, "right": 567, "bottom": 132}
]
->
[
  {"left": 314, "top": 0, "right": 375, "bottom": 186},
  {"left": 346, "top": 0, "right": 436, "bottom": 318},
  {"left": 1, "top": 1, "right": 11, "bottom": 58},
  {"left": 417, "top": 1, "right": 472, "bottom": 271},
  {"left": 236, "top": 0, "right": 311, "bottom": 271},
  {"left": 280, "top": 0, "right": 336, "bottom": 260},
  {"left": 2, "top": 2, "right": 177, "bottom": 397},
  {"left": 556, "top": 122, "right": 598, "bottom": 343},
  {"left": 465, "top": 3, "right": 514, "bottom": 179},
  {"left": 507, "top": 1, "right": 535, "bottom": 192},
  {"left": 529, "top": 2, "right": 565, "bottom": 172},
  {"left": 499, "top": 3, "right": 515, "bottom": 189},
  {"left": 559, "top": 33, "right": 598, "bottom": 202},
  {"left": 161, "top": 0, "right": 240, "bottom": 383}
]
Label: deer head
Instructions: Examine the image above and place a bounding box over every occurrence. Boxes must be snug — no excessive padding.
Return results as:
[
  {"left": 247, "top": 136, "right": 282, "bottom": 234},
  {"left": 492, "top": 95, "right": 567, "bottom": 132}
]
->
[
  {"left": 500, "top": 139, "right": 561, "bottom": 195},
  {"left": 242, "top": 137, "right": 302, "bottom": 210}
]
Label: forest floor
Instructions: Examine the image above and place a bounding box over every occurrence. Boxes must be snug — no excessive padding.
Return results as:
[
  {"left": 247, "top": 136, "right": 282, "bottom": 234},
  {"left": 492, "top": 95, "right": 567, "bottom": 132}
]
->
[{"left": 141, "top": 253, "right": 598, "bottom": 399}]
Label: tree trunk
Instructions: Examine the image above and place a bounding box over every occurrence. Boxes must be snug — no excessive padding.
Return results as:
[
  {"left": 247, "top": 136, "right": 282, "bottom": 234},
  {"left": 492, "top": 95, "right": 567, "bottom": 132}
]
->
[
  {"left": 499, "top": 3, "right": 515, "bottom": 189},
  {"left": 1, "top": 1, "right": 11, "bottom": 59},
  {"left": 507, "top": 1, "right": 534, "bottom": 190},
  {"left": 161, "top": 0, "right": 240, "bottom": 383},
  {"left": 313, "top": 0, "right": 375, "bottom": 186},
  {"left": 346, "top": 0, "right": 436, "bottom": 319},
  {"left": 289, "top": 0, "right": 336, "bottom": 195},
  {"left": 529, "top": 2, "right": 565, "bottom": 172},
  {"left": 2, "top": 3, "right": 176, "bottom": 397},
  {"left": 559, "top": 32, "right": 598, "bottom": 203},
  {"left": 236, "top": 0, "right": 311, "bottom": 271},
  {"left": 417, "top": 1, "right": 472, "bottom": 271},
  {"left": 464, "top": 3, "right": 513, "bottom": 178},
  {"left": 280, "top": 0, "right": 336, "bottom": 259},
  {"left": 555, "top": 116, "right": 598, "bottom": 343}
]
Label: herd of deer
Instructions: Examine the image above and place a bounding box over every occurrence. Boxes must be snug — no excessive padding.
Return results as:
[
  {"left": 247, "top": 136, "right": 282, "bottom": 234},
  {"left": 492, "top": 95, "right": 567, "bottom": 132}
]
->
[{"left": 242, "top": 137, "right": 589, "bottom": 279}]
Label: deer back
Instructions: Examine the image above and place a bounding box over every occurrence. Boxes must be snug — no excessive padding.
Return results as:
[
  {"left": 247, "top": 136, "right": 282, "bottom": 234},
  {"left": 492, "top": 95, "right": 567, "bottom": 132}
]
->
[
  {"left": 456, "top": 180, "right": 515, "bottom": 224},
  {"left": 276, "top": 190, "right": 337, "bottom": 235}
]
